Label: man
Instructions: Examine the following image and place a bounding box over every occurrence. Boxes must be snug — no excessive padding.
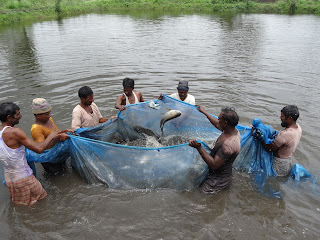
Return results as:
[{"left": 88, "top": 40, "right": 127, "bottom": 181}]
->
[
  {"left": 115, "top": 77, "right": 144, "bottom": 111},
  {"left": 0, "top": 102, "right": 59, "bottom": 206},
  {"left": 31, "top": 98, "right": 72, "bottom": 175},
  {"left": 159, "top": 80, "right": 195, "bottom": 105},
  {"left": 189, "top": 106, "right": 240, "bottom": 193},
  {"left": 261, "top": 105, "right": 302, "bottom": 176},
  {"left": 72, "top": 86, "right": 111, "bottom": 129}
]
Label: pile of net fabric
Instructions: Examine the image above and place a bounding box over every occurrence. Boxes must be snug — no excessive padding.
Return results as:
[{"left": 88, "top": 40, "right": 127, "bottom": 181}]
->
[
  {"left": 234, "top": 118, "right": 318, "bottom": 198},
  {"left": 68, "top": 94, "right": 249, "bottom": 190},
  {"left": 24, "top": 95, "right": 318, "bottom": 195}
]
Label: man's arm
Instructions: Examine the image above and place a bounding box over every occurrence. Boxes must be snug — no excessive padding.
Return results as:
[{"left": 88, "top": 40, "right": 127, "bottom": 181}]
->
[
  {"left": 31, "top": 127, "right": 59, "bottom": 149},
  {"left": 71, "top": 109, "right": 82, "bottom": 130},
  {"left": 58, "top": 133, "right": 70, "bottom": 142},
  {"left": 59, "top": 129, "right": 74, "bottom": 134},
  {"left": 115, "top": 95, "right": 126, "bottom": 111},
  {"left": 99, "top": 117, "right": 108, "bottom": 123},
  {"left": 262, "top": 140, "right": 280, "bottom": 153},
  {"left": 189, "top": 140, "right": 224, "bottom": 170},
  {"left": 196, "top": 105, "right": 221, "bottom": 131},
  {"left": 13, "top": 128, "right": 59, "bottom": 154},
  {"left": 137, "top": 91, "right": 144, "bottom": 102}
]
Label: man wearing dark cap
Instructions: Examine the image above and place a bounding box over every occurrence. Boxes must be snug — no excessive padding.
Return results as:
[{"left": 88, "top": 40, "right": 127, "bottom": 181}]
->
[{"left": 164, "top": 80, "right": 195, "bottom": 105}]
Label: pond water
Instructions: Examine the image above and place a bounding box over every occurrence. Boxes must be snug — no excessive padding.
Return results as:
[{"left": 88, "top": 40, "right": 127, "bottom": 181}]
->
[{"left": 0, "top": 11, "right": 320, "bottom": 239}]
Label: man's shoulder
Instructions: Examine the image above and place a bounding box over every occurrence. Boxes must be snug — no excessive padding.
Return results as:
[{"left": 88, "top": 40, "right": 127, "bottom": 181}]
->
[
  {"left": 187, "top": 94, "right": 195, "bottom": 100},
  {"left": 223, "top": 134, "right": 241, "bottom": 152},
  {"left": 91, "top": 102, "right": 100, "bottom": 110},
  {"left": 72, "top": 104, "right": 81, "bottom": 112},
  {"left": 31, "top": 123, "right": 41, "bottom": 132},
  {"left": 169, "top": 93, "right": 179, "bottom": 98},
  {"left": 117, "top": 93, "right": 126, "bottom": 99},
  {"left": 188, "top": 93, "right": 195, "bottom": 98},
  {"left": 280, "top": 125, "right": 301, "bottom": 135},
  {"left": 134, "top": 90, "right": 142, "bottom": 96},
  {"left": 275, "top": 128, "right": 293, "bottom": 143},
  {"left": 297, "top": 123, "right": 302, "bottom": 133},
  {"left": 49, "top": 117, "right": 56, "bottom": 125},
  {"left": 185, "top": 94, "right": 195, "bottom": 104},
  {"left": 3, "top": 126, "right": 24, "bottom": 137}
]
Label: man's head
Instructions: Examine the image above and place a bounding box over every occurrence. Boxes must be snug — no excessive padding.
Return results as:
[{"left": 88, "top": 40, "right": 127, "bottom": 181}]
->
[
  {"left": 218, "top": 107, "right": 239, "bottom": 129},
  {"left": 177, "top": 80, "right": 189, "bottom": 101},
  {"left": 280, "top": 105, "right": 299, "bottom": 127},
  {"left": 78, "top": 86, "right": 94, "bottom": 106},
  {"left": 32, "top": 98, "right": 52, "bottom": 122},
  {"left": 0, "top": 102, "right": 21, "bottom": 125},
  {"left": 123, "top": 78, "right": 135, "bottom": 96}
]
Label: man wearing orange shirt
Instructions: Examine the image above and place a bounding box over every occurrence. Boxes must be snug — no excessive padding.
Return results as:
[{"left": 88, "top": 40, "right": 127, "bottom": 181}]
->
[{"left": 31, "top": 98, "right": 72, "bottom": 175}]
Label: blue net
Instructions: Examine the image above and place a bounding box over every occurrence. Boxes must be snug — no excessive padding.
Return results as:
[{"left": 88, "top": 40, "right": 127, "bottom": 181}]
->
[
  {"left": 234, "top": 118, "right": 319, "bottom": 198},
  {"left": 68, "top": 136, "right": 211, "bottom": 189},
  {"left": 23, "top": 95, "right": 318, "bottom": 196},
  {"left": 234, "top": 118, "right": 278, "bottom": 178},
  {"left": 69, "top": 95, "right": 251, "bottom": 189},
  {"left": 25, "top": 140, "right": 70, "bottom": 176}
]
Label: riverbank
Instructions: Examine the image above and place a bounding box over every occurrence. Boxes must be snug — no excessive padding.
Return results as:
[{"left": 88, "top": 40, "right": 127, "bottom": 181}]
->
[{"left": 0, "top": 0, "right": 320, "bottom": 25}]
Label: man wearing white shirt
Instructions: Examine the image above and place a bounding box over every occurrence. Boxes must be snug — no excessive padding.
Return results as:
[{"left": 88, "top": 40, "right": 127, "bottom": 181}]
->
[{"left": 160, "top": 80, "right": 195, "bottom": 105}]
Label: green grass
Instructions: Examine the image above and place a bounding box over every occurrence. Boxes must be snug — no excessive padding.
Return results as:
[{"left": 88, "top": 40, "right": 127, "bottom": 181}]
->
[{"left": 0, "top": 0, "right": 320, "bottom": 25}]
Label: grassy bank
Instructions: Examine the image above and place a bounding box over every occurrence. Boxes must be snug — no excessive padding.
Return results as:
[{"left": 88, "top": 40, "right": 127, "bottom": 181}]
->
[{"left": 1, "top": 0, "right": 320, "bottom": 25}]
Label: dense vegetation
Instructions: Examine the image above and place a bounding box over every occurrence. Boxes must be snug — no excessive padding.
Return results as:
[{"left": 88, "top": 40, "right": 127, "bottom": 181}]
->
[{"left": 0, "top": 0, "right": 320, "bottom": 25}]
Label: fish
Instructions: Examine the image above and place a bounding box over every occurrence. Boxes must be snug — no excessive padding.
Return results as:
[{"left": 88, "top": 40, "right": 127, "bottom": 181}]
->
[
  {"left": 160, "top": 109, "right": 182, "bottom": 131},
  {"left": 133, "top": 126, "right": 160, "bottom": 139}
]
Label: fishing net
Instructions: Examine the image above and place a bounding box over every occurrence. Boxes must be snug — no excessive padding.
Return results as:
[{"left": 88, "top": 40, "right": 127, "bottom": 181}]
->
[
  {"left": 23, "top": 95, "right": 318, "bottom": 196},
  {"left": 25, "top": 141, "right": 70, "bottom": 176},
  {"left": 69, "top": 94, "right": 249, "bottom": 189},
  {"left": 234, "top": 118, "right": 319, "bottom": 198}
]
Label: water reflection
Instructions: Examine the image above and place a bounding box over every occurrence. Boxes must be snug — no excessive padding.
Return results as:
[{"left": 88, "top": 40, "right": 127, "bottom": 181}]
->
[{"left": 0, "top": 25, "right": 42, "bottom": 103}]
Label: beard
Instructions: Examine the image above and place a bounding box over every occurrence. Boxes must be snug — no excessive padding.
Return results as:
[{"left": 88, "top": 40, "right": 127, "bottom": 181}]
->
[{"left": 281, "top": 120, "right": 287, "bottom": 127}]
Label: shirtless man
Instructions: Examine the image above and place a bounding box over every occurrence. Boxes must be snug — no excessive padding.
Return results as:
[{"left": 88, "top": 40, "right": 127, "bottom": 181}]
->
[
  {"left": 115, "top": 78, "right": 144, "bottom": 111},
  {"left": 189, "top": 106, "right": 241, "bottom": 193},
  {"left": 72, "top": 86, "right": 112, "bottom": 130},
  {"left": 0, "top": 102, "right": 59, "bottom": 206},
  {"left": 261, "top": 105, "right": 302, "bottom": 176}
]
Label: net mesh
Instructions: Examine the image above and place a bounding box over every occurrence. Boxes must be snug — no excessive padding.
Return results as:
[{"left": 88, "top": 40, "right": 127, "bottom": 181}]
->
[{"left": 23, "top": 95, "right": 318, "bottom": 196}]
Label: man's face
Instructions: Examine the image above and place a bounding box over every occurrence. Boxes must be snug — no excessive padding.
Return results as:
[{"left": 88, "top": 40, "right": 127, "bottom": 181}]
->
[
  {"left": 280, "top": 112, "right": 288, "bottom": 127},
  {"left": 10, "top": 110, "right": 22, "bottom": 125},
  {"left": 178, "top": 90, "right": 188, "bottom": 101},
  {"left": 36, "top": 111, "right": 51, "bottom": 122},
  {"left": 218, "top": 112, "right": 226, "bottom": 130},
  {"left": 82, "top": 94, "right": 94, "bottom": 106},
  {"left": 123, "top": 87, "right": 133, "bottom": 96}
]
